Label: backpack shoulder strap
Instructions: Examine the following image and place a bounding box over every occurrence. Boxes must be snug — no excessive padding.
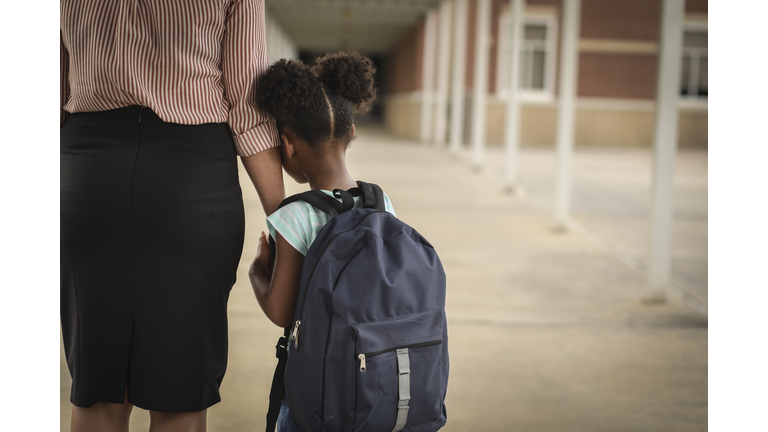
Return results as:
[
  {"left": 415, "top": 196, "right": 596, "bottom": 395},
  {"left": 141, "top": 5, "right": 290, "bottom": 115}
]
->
[
  {"left": 355, "top": 181, "right": 386, "bottom": 211},
  {"left": 276, "top": 182, "right": 384, "bottom": 217},
  {"left": 268, "top": 190, "right": 346, "bottom": 268},
  {"left": 265, "top": 326, "right": 291, "bottom": 432},
  {"left": 277, "top": 190, "right": 344, "bottom": 217}
]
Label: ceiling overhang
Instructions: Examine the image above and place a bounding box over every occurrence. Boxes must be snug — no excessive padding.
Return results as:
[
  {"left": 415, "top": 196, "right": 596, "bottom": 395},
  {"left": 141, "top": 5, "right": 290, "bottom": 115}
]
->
[{"left": 266, "top": 0, "right": 445, "bottom": 55}]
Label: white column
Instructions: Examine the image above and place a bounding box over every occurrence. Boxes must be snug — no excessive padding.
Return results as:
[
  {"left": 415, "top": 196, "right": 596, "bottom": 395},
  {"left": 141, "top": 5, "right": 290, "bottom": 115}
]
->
[
  {"left": 503, "top": 0, "right": 526, "bottom": 190},
  {"left": 433, "top": 1, "right": 453, "bottom": 147},
  {"left": 280, "top": 28, "right": 291, "bottom": 58},
  {"left": 495, "top": 9, "right": 510, "bottom": 97},
  {"left": 269, "top": 17, "right": 278, "bottom": 62},
  {"left": 449, "top": 0, "right": 468, "bottom": 153},
  {"left": 471, "top": 0, "right": 491, "bottom": 168},
  {"left": 647, "top": 0, "right": 684, "bottom": 302},
  {"left": 420, "top": 10, "right": 438, "bottom": 143},
  {"left": 264, "top": 16, "right": 273, "bottom": 62},
  {"left": 552, "top": 0, "right": 581, "bottom": 228}
]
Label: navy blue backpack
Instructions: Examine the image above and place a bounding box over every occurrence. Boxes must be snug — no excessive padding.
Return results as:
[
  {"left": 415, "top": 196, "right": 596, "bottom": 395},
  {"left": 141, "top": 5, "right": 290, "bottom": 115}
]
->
[{"left": 265, "top": 181, "right": 449, "bottom": 432}]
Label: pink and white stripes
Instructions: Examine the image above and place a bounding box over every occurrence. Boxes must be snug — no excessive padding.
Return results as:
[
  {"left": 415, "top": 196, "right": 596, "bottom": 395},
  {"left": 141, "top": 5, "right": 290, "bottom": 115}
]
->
[{"left": 60, "top": 0, "right": 279, "bottom": 156}]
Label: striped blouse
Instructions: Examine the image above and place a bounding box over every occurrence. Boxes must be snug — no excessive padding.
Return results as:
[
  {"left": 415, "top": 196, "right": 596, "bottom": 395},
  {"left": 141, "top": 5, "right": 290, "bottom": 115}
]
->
[{"left": 60, "top": 0, "right": 279, "bottom": 157}]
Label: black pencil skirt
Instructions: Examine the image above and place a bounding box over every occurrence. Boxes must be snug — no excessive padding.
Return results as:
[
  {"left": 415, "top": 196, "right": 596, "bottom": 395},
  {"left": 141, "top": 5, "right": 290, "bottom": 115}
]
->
[{"left": 61, "top": 106, "right": 245, "bottom": 412}]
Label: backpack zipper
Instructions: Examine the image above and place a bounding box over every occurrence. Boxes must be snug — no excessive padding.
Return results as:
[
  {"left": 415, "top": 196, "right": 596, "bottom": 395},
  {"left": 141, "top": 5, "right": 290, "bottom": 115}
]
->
[
  {"left": 290, "top": 321, "right": 301, "bottom": 349},
  {"left": 291, "top": 210, "right": 389, "bottom": 351},
  {"left": 357, "top": 339, "right": 443, "bottom": 372}
]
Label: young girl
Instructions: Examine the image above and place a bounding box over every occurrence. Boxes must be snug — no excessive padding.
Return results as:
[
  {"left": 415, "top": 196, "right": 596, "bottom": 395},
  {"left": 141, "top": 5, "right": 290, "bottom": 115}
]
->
[{"left": 248, "top": 51, "right": 396, "bottom": 431}]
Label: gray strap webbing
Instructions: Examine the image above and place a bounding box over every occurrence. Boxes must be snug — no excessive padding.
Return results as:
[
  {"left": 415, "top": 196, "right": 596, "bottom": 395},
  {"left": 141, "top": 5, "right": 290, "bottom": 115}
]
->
[{"left": 392, "top": 348, "right": 411, "bottom": 432}]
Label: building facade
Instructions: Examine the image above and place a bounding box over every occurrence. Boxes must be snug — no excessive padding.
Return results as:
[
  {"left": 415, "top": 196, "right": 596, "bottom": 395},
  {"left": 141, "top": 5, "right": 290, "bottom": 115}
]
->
[{"left": 383, "top": 0, "right": 707, "bottom": 148}]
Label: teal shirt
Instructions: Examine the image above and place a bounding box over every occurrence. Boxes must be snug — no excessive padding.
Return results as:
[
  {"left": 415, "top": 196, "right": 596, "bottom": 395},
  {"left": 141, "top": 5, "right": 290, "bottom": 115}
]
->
[{"left": 267, "top": 190, "right": 396, "bottom": 256}]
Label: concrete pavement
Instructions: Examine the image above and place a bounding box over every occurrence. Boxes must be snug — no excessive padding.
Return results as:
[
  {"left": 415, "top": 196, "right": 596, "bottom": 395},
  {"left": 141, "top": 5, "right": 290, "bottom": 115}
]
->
[{"left": 60, "top": 125, "right": 707, "bottom": 431}]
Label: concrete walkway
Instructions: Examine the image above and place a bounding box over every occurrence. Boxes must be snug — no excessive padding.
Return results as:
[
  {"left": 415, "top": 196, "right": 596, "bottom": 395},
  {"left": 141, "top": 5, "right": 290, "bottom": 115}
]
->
[{"left": 60, "top": 126, "right": 708, "bottom": 431}]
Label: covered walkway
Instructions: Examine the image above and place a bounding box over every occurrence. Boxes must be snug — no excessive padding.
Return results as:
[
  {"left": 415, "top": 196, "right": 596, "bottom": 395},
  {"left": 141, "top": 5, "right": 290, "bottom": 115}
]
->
[{"left": 60, "top": 126, "right": 707, "bottom": 431}]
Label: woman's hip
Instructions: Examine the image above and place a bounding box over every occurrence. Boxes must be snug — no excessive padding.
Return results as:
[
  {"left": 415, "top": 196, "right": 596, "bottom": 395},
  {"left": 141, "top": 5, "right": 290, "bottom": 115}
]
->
[{"left": 61, "top": 105, "right": 243, "bottom": 219}]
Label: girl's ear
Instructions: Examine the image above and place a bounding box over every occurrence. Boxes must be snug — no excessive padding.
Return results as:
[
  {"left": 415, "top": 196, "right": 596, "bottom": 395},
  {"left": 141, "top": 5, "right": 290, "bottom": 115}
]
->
[
  {"left": 350, "top": 124, "right": 356, "bottom": 141},
  {"left": 280, "top": 133, "right": 296, "bottom": 158}
]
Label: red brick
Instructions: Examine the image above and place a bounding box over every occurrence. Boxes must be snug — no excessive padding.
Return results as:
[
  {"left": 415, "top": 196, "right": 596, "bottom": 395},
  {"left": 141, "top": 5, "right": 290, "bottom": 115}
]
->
[
  {"left": 581, "top": 0, "right": 661, "bottom": 41},
  {"left": 578, "top": 53, "right": 658, "bottom": 99},
  {"left": 387, "top": 26, "right": 420, "bottom": 93},
  {"left": 685, "top": 0, "right": 707, "bottom": 13}
]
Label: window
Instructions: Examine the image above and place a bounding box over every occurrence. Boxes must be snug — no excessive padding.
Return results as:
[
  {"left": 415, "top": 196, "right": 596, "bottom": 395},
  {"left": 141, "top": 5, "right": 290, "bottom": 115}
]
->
[
  {"left": 520, "top": 24, "right": 550, "bottom": 90},
  {"left": 496, "top": 13, "right": 557, "bottom": 101},
  {"left": 680, "top": 29, "right": 707, "bottom": 99}
]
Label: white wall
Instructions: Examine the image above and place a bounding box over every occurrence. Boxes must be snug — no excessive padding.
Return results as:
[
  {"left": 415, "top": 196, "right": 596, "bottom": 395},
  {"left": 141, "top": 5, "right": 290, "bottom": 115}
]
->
[{"left": 264, "top": 11, "right": 298, "bottom": 62}]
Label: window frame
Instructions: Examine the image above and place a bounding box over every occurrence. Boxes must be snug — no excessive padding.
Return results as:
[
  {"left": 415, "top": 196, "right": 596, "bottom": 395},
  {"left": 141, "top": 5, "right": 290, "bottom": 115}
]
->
[
  {"left": 495, "top": 11, "right": 558, "bottom": 103},
  {"left": 679, "top": 20, "right": 708, "bottom": 107}
]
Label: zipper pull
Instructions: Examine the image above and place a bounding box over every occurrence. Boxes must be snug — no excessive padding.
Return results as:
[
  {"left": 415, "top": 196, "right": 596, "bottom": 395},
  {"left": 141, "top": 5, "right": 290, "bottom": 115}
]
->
[
  {"left": 291, "top": 320, "right": 301, "bottom": 349},
  {"left": 358, "top": 354, "right": 366, "bottom": 372},
  {"left": 138, "top": 107, "right": 143, "bottom": 122}
]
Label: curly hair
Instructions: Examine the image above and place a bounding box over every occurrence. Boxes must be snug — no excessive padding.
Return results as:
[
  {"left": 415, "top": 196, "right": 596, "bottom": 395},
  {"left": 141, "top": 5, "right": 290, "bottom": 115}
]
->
[{"left": 257, "top": 51, "right": 378, "bottom": 150}]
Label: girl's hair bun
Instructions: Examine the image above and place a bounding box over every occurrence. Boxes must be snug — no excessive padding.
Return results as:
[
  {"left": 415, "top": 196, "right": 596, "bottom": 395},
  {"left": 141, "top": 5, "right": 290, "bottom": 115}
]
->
[
  {"left": 258, "top": 58, "right": 319, "bottom": 123},
  {"left": 312, "top": 51, "right": 378, "bottom": 114}
]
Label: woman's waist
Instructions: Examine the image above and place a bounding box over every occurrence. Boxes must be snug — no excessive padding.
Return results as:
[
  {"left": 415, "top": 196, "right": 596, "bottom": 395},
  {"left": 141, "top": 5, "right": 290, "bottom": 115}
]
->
[
  {"left": 63, "top": 91, "right": 230, "bottom": 127},
  {"left": 62, "top": 106, "right": 236, "bottom": 156}
]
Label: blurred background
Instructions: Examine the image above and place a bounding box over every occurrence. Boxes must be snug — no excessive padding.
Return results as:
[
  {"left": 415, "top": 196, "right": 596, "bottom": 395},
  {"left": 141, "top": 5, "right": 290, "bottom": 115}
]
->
[
  {"left": 263, "top": 0, "right": 706, "bottom": 148},
  {"left": 60, "top": 0, "right": 708, "bottom": 430}
]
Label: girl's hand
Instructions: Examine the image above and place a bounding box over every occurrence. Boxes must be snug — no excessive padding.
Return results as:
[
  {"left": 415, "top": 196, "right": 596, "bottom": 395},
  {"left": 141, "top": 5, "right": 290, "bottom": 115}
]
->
[
  {"left": 249, "top": 231, "right": 273, "bottom": 283},
  {"left": 249, "top": 230, "right": 305, "bottom": 327}
]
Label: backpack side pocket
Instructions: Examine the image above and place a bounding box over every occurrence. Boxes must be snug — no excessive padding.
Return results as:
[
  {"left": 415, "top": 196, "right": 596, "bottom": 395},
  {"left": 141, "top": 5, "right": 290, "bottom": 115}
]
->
[{"left": 285, "top": 349, "right": 325, "bottom": 432}]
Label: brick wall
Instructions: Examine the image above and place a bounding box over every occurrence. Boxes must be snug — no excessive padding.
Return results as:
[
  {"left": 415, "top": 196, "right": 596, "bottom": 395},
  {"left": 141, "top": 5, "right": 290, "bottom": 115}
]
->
[
  {"left": 581, "top": 0, "right": 661, "bottom": 41},
  {"left": 685, "top": 0, "right": 707, "bottom": 13},
  {"left": 578, "top": 0, "right": 662, "bottom": 100},
  {"left": 579, "top": 54, "right": 658, "bottom": 99},
  {"left": 387, "top": 25, "right": 421, "bottom": 93}
]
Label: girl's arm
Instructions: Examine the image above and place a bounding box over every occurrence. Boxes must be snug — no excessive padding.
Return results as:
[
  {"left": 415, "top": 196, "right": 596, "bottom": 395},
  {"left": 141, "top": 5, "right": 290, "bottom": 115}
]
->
[{"left": 249, "top": 231, "right": 304, "bottom": 327}]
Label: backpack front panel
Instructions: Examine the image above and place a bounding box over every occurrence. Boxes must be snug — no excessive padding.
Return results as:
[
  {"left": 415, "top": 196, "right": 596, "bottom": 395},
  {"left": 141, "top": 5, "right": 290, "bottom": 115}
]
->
[
  {"left": 334, "top": 214, "right": 446, "bottom": 432},
  {"left": 285, "top": 210, "right": 383, "bottom": 432},
  {"left": 289, "top": 215, "right": 379, "bottom": 357},
  {"left": 331, "top": 228, "right": 446, "bottom": 322},
  {"left": 285, "top": 209, "right": 448, "bottom": 432}
]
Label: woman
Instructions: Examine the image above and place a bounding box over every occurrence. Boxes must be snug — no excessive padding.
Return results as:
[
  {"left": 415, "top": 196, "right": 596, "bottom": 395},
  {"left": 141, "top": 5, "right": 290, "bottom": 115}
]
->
[{"left": 60, "top": 1, "right": 284, "bottom": 430}]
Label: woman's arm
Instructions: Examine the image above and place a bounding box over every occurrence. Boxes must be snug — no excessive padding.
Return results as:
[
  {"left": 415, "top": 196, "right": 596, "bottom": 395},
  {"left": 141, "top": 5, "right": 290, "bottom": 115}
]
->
[
  {"left": 241, "top": 149, "right": 285, "bottom": 216},
  {"left": 61, "top": 32, "right": 70, "bottom": 126},
  {"left": 249, "top": 231, "right": 304, "bottom": 327},
  {"left": 222, "top": 0, "right": 285, "bottom": 214}
]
